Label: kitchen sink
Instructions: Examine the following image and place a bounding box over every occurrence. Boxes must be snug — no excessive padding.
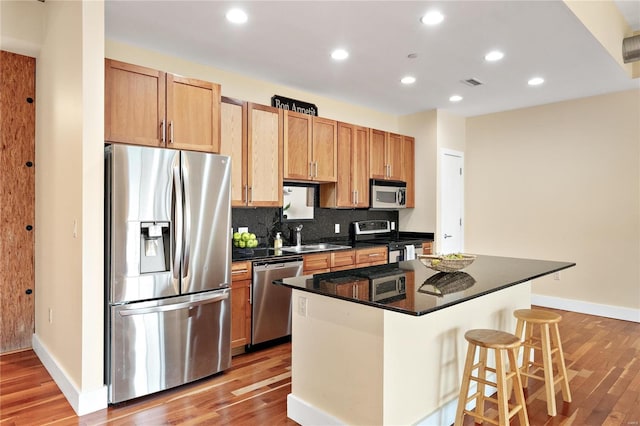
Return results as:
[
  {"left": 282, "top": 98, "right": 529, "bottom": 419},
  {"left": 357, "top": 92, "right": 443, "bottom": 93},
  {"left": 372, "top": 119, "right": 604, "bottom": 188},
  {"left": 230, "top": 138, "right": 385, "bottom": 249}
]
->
[{"left": 281, "top": 243, "right": 352, "bottom": 253}]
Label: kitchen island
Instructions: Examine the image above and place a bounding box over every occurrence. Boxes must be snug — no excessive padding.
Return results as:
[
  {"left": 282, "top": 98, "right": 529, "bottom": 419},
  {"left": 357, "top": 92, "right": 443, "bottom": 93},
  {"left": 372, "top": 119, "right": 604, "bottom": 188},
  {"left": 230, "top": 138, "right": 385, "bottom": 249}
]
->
[{"left": 275, "top": 255, "right": 575, "bottom": 425}]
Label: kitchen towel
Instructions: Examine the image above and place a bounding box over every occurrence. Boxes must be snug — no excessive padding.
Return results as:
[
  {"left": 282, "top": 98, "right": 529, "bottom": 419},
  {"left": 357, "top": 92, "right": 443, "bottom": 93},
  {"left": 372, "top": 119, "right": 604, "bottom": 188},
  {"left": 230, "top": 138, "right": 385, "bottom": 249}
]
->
[{"left": 406, "top": 245, "right": 415, "bottom": 260}]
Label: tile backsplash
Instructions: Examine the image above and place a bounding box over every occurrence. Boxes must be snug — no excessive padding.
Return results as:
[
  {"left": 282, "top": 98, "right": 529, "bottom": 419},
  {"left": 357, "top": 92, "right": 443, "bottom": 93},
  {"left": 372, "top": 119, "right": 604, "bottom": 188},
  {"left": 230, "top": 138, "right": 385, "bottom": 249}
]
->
[{"left": 232, "top": 207, "right": 398, "bottom": 247}]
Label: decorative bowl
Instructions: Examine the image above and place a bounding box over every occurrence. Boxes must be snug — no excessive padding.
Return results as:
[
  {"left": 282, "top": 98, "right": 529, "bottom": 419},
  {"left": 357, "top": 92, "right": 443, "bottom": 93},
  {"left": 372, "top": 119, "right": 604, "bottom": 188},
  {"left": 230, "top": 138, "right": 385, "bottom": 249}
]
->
[{"left": 418, "top": 254, "right": 476, "bottom": 273}]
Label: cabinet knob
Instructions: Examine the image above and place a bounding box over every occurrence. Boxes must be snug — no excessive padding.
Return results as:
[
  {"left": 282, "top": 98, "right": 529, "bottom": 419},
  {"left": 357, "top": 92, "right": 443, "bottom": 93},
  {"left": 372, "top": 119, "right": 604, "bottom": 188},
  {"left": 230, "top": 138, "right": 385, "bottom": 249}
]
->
[
  {"left": 25, "top": 289, "right": 33, "bottom": 295},
  {"left": 25, "top": 161, "right": 33, "bottom": 167},
  {"left": 26, "top": 225, "right": 33, "bottom": 231}
]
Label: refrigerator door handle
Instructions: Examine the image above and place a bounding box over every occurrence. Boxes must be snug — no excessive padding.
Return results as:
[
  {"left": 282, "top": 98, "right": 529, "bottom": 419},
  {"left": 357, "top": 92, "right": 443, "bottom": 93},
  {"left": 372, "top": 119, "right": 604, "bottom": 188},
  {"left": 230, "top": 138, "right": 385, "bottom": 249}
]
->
[
  {"left": 118, "top": 292, "right": 229, "bottom": 317},
  {"left": 182, "top": 156, "right": 192, "bottom": 283},
  {"left": 172, "top": 157, "right": 183, "bottom": 282}
]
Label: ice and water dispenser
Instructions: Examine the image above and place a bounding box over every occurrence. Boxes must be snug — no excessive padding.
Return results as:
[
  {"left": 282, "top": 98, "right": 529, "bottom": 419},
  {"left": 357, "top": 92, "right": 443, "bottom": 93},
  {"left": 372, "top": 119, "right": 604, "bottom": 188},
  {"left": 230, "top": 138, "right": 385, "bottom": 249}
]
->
[{"left": 140, "top": 222, "right": 170, "bottom": 273}]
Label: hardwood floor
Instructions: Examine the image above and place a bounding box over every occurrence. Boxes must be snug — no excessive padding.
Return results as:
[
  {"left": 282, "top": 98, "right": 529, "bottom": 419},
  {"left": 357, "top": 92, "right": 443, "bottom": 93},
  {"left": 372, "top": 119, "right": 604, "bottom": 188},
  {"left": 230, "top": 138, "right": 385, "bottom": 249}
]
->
[{"left": 1, "top": 307, "right": 638, "bottom": 425}]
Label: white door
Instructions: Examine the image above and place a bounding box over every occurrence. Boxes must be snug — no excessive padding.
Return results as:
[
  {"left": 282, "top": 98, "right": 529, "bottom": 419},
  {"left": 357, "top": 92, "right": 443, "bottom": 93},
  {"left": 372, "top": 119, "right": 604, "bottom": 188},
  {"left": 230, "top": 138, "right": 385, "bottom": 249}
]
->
[{"left": 439, "top": 150, "right": 464, "bottom": 254}]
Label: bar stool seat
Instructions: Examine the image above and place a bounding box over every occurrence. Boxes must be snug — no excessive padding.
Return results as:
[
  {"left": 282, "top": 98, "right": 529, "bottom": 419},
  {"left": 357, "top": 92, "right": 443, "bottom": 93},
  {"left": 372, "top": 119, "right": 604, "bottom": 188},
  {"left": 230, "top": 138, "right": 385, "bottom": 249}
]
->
[
  {"left": 454, "top": 329, "right": 529, "bottom": 426},
  {"left": 514, "top": 308, "right": 571, "bottom": 417}
]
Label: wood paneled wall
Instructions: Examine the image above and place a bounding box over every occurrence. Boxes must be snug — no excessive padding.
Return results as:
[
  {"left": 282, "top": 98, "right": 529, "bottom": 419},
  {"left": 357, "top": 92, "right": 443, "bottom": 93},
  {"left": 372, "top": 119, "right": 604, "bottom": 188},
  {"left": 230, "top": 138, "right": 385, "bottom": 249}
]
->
[{"left": 0, "top": 51, "right": 36, "bottom": 353}]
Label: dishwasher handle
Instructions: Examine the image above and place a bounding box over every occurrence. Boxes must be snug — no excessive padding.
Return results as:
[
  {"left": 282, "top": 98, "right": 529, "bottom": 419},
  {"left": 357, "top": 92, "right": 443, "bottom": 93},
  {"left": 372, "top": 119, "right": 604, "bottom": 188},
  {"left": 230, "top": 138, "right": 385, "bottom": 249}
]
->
[{"left": 253, "top": 257, "right": 303, "bottom": 271}]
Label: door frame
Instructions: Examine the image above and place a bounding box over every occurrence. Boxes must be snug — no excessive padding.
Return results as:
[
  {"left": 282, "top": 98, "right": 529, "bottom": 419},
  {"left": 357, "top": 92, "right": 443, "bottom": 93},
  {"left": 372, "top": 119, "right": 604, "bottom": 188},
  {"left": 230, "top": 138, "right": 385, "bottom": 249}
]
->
[{"left": 437, "top": 148, "right": 464, "bottom": 254}]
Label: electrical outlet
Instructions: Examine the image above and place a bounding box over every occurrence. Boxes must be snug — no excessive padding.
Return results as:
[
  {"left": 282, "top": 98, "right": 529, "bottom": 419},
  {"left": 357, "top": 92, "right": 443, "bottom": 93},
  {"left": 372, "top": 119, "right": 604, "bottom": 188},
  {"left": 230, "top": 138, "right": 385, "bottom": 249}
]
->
[
  {"left": 238, "top": 226, "right": 248, "bottom": 234},
  {"left": 298, "top": 296, "right": 307, "bottom": 317},
  {"left": 553, "top": 272, "right": 561, "bottom": 280},
  {"left": 334, "top": 223, "right": 340, "bottom": 234},
  {"left": 391, "top": 221, "right": 396, "bottom": 230}
]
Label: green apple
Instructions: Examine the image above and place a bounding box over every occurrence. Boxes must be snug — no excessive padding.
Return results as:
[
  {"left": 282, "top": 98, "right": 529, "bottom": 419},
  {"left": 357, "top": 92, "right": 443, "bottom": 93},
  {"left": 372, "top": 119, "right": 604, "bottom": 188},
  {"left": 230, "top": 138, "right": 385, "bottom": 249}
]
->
[
  {"left": 233, "top": 232, "right": 241, "bottom": 241},
  {"left": 241, "top": 232, "right": 251, "bottom": 241},
  {"left": 249, "top": 233, "right": 256, "bottom": 240},
  {"left": 238, "top": 240, "right": 246, "bottom": 248}
]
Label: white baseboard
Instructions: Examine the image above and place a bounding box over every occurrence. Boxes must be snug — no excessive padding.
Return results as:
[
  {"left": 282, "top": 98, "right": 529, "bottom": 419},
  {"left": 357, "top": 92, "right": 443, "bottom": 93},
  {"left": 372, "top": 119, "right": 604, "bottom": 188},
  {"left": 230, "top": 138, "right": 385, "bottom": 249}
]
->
[
  {"left": 288, "top": 379, "right": 497, "bottom": 426},
  {"left": 32, "top": 334, "right": 107, "bottom": 416},
  {"left": 287, "top": 393, "right": 344, "bottom": 425},
  {"left": 532, "top": 294, "right": 640, "bottom": 323}
]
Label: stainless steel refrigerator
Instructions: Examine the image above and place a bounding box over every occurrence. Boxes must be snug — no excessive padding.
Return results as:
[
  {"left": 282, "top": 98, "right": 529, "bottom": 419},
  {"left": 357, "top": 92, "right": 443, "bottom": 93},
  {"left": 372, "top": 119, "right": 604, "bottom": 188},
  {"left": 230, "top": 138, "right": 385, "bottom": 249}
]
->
[{"left": 105, "top": 144, "right": 232, "bottom": 404}]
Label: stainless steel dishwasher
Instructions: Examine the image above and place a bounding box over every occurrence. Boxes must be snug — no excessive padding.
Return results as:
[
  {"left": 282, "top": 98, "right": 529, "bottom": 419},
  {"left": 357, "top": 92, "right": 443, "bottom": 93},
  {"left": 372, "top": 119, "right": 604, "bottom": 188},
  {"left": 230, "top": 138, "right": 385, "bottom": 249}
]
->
[{"left": 251, "top": 256, "right": 303, "bottom": 345}]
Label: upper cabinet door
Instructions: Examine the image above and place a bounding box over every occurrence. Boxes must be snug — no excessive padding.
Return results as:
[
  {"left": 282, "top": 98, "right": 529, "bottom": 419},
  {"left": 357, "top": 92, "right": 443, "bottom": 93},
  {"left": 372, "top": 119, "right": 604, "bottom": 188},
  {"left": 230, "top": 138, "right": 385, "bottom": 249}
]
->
[
  {"left": 353, "top": 125, "right": 370, "bottom": 207},
  {"left": 312, "top": 117, "right": 338, "bottom": 182},
  {"left": 283, "top": 110, "right": 312, "bottom": 180},
  {"left": 369, "top": 129, "right": 387, "bottom": 179},
  {"left": 402, "top": 136, "right": 415, "bottom": 208},
  {"left": 386, "top": 133, "right": 404, "bottom": 181},
  {"left": 320, "top": 121, "right": 369, "bottom": 208},
  {"left": 166, "top": 74, "right": 221, "bottom": 153},
  {"left": 334, "top": 122, "right": 356, "bottom": 207},
  {"left": 220, "top": 97, "right": 247, "bottom": 207},
  {"left": 247, "top": 103, "right": 282, "bottom": 207},
  {"left": 105, "top": 59, "right": 166, "bottom": 147}
]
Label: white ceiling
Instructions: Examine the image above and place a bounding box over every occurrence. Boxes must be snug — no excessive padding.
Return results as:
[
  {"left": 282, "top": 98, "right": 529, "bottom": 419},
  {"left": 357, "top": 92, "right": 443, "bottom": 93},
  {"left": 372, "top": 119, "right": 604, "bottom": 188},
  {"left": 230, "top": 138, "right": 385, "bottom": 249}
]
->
[{"left": 105, "top": 1, "right": 640, "bottom": 117}]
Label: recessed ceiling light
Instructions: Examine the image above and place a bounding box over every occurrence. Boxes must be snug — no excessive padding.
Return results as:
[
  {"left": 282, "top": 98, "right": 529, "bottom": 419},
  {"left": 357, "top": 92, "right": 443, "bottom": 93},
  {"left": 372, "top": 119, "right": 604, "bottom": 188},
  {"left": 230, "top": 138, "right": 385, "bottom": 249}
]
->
[
  {"left": 528, "top": 77, "right": 545, "bottom": 86},
  {"left": 484, "top": 50, "right": 504, "bottom": 62},
  {"left": 421, "top": 11, "right": 444, "bottom": 25},
  {"left": 401, "top": 76, "right": 416, "bottom": 85},
  {"left": 226, "top": 8, "right": 248, "bottom": 24},
  {"left": 449, "top": 95, "right": 463, "bottom": 102},
  {"left": 331, "top": 49, "right": 349, "bottom": 61}
]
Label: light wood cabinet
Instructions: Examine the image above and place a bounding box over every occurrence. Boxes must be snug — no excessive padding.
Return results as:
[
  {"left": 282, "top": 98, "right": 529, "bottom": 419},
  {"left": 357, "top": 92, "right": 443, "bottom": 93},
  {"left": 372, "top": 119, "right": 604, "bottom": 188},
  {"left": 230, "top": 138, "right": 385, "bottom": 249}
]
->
[
  {"left": 369, "top": 129, "right": 403, "bottom": 181},
  {"left": 283, "top": 110, "right": 337, "bottom": 182},
  {"left": 231, "top": 261, "right": 252, "bottom": 350},
  {"left": 303, "top": 252, "right": 331, "bottom": 274},
  {"left": 320, "top": 122, "right": 369, "bottom": 208},
  {"left": 355, "top": 246, "right": 388, "bottom": 267},
  {"left": 105, "top": 59, "right": 220, "bottom": 153},
  {"left": 422, "top": 241, "right": 433, "bottom": 255},
  {"left": 330, "top": 250, "right": 357, "bottom": 271},
  {"left": 402, "top": 136, "right": 415, "bottom": 208},
  {"left": 221, "top": 99, "right": 283, "bottom": 207},
  {"left": 220, "top": 97, "right": 247, "bottom": 207}
]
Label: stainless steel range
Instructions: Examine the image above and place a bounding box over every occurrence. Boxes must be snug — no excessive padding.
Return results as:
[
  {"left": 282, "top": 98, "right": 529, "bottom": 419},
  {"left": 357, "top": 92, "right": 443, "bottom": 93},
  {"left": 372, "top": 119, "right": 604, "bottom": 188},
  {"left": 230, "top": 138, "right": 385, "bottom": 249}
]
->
[{"left": 350, "top": 220, "right": 427, "bottom": 262}]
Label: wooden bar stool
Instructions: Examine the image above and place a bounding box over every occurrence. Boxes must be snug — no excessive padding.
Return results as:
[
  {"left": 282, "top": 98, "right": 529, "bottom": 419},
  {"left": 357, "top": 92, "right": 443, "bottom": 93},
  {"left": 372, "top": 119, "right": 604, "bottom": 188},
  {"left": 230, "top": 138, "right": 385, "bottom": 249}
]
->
[
  {"left": 454, "top": 329, "right": 529, "bottom": 426},
  {"left": 513, "top": 309, "right": 571, "bottom": 416}
]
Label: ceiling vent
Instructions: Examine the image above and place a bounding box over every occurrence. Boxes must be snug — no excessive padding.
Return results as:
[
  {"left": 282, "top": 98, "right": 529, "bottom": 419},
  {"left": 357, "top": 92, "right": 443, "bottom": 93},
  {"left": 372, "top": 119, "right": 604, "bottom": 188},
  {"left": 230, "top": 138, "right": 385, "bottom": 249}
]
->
[
  {"left": 461, "top": 78, "right": 483, "bottom": 87},
  {"left": 622, "top": 35, "right": 640, "bottom": 64}
]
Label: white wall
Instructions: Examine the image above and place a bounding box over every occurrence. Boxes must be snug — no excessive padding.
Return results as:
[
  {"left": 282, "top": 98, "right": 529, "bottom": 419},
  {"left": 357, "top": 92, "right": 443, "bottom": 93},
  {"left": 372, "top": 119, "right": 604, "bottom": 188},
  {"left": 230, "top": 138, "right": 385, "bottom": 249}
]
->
[
  {"left": 0, "top": 0, "right": 44, "bottom": 57},
  {"left": 466, "top": 90, "right": 640, "bottom": 318},
  {"left": 29, "top": 0, "right": 105, "bottom": 414},
  {"left": 398, "top": 110, "right": 437, "bottom": 232}
]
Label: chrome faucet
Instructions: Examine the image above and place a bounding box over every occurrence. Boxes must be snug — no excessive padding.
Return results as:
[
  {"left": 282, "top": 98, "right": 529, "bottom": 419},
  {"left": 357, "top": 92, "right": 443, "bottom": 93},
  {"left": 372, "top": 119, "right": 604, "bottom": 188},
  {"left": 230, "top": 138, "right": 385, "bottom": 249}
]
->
[{"left": 294, "top": 224, "right": 303, "bottom": 247}]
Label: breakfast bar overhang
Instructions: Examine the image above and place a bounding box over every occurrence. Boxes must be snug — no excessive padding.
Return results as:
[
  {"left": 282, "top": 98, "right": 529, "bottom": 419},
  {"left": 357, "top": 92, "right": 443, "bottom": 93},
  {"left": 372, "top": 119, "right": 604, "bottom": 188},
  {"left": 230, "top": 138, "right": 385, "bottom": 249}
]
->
[{"left": 275, "top": 255, "right": 575, "bottom": 425}]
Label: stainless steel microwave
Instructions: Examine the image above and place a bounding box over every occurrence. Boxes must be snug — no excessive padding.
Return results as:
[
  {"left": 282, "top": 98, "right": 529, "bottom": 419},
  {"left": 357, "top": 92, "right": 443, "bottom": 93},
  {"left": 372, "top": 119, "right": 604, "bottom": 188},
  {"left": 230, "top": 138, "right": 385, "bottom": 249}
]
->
[{"left": 370, "top": 179, "right": 406, "bottom": 209}]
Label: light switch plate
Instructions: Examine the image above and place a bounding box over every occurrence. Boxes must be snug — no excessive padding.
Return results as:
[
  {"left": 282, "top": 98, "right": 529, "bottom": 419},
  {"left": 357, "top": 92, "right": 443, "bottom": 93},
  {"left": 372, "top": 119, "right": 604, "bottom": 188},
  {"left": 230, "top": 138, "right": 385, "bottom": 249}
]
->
[{"left": 238, "top": 226, "right": 249, "bottom": 233}]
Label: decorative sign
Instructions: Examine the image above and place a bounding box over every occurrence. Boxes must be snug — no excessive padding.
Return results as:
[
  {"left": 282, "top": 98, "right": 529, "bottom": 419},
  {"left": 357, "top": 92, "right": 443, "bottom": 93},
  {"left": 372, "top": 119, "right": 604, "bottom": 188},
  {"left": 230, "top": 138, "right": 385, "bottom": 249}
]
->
[{"left": 271, "top": 95, "right": 318, "bottom": 116}]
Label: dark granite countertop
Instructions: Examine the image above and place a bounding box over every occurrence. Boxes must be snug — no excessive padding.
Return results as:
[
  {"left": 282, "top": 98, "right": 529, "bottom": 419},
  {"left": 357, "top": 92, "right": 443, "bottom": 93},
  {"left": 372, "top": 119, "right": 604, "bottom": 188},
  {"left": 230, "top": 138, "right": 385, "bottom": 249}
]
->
[
  {"left": 231, "top": 241, "right": 384, "bottom": 261},
  {"left": 274, "top": 255, "right": 575, "bottom": 316},
  {"left": 231, "top": 232, "right": 435, "bottom": 262}
]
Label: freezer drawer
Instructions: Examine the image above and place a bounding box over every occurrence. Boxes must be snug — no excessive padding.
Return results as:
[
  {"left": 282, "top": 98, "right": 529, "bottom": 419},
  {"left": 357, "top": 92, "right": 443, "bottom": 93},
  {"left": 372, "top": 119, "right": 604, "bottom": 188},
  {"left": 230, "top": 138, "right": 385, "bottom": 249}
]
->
[{"left": 108, "top": 289, "right": 231, "bottom": 403}]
